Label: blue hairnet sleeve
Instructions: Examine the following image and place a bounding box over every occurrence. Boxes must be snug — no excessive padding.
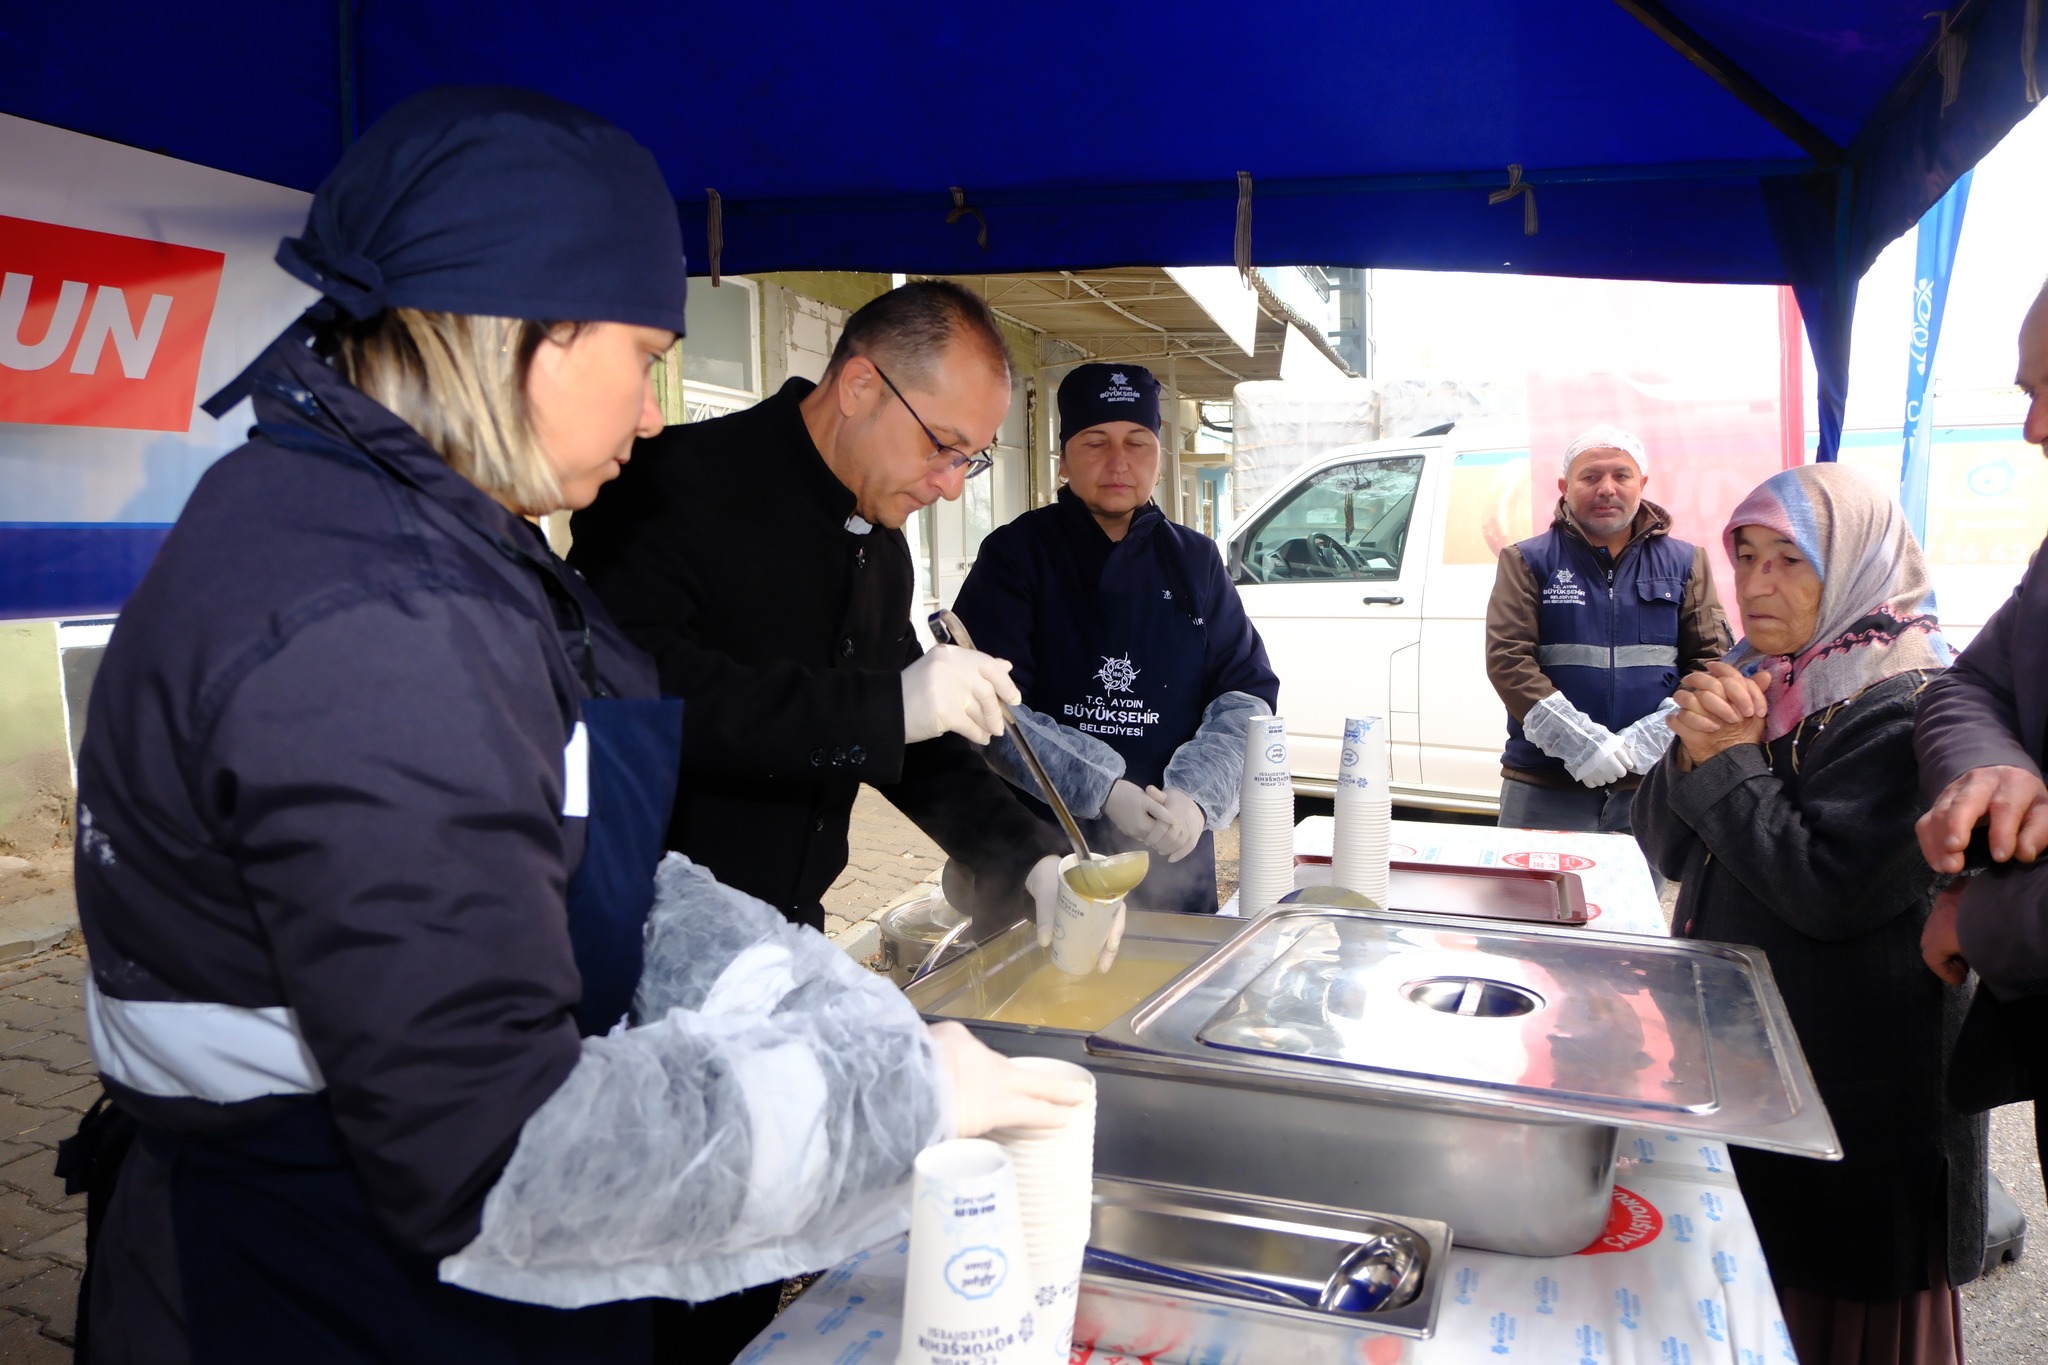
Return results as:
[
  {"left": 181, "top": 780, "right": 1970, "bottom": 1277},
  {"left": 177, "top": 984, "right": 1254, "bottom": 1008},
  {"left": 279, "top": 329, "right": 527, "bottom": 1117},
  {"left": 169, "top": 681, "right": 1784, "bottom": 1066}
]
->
[
  {"left": 982, "top": 702, "right": 1126, "bottom": 819},
  {"left": 439, "top": 856, "right": 946, "bottom": 1308},
  {"left": 1162, "top": 691, "right": 1273, "bottom": 828}
]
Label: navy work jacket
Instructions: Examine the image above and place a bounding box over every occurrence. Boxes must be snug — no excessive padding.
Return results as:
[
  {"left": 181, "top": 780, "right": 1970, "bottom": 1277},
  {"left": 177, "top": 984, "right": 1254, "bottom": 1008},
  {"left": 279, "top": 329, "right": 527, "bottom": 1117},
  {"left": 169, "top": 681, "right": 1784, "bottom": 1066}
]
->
[
  {"left": 953, "top": 489, "right": 1279, "bottom": 786},
  {"left": 1502, "top": 519, "right": 1694, "bottom": 774},
  {"left": 73, "top": 338, "right": 655, "bottom": 1259}
]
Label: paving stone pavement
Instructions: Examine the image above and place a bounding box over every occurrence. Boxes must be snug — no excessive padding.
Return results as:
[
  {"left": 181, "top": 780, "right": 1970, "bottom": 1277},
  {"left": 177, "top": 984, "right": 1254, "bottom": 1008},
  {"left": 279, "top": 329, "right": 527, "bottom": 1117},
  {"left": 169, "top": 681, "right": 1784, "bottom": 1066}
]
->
[
  {"left": 0, "top": 946, "right": 94, "bottom": 1358},
  {"left": 819, "top": 787, "right": 946, "bottom": 959}
]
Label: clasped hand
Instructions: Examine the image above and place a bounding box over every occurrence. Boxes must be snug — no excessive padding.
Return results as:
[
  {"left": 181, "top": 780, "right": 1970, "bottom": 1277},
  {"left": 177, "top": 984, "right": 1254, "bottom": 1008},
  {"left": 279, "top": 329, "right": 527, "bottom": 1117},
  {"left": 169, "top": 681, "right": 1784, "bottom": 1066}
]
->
[
  {"left": 1912, "top": 762, "right": 2048, "bottom": 985},
  {"left": 1668, "top": 662, "right": 1770, "bottom": 769}
]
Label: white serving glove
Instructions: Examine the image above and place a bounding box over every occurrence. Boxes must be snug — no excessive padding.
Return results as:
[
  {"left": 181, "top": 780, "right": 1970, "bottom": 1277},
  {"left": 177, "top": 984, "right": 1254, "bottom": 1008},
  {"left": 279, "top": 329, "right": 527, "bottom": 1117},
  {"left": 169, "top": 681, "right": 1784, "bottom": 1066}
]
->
[
  {"left": 1102, "top": 780, "right": 1168, "bottom": 844},
  {"left": 901, "top": 644, "right": 1019, "bottom": 745},
  {"left": 1570, "top": 733, "right": 1631, "bottom": 788},
  {"left": 927, "top": 1021, "right": 1091, "bottom": 1137},
  {"left": 1025, "top": 853, "right": 1126, "bottom": 972},
  {"left": 1619, "top": 699, "right": 1683, "bottom": 774},
  {"left": 1144, "top": 786, "right": 1205, "bottom": 863},
  {"left": 1521, "top": 691, "right": 1629, "bottom": 789}
]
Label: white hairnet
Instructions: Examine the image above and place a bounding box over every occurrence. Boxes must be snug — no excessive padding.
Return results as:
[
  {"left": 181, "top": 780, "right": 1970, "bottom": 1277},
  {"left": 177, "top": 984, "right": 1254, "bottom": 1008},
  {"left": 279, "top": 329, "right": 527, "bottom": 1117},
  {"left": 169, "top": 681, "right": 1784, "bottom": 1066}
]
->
[
  {"left": 1562, "top": 425, "right": 1648, "bottom": 481},
  {"left": 440, "top": 855, "right": 947, "bottom": 1309}
]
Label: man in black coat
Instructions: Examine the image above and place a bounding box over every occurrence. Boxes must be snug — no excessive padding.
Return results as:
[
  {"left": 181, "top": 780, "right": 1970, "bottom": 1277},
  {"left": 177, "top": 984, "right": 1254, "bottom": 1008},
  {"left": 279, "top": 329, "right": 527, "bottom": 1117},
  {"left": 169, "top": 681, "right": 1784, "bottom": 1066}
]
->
[
  {"left": 1915, "top": 278, "right": 2048, "bottom": 1195},
  {"left": 569, "top": 282, "right": 1066, "bottom": 935}
]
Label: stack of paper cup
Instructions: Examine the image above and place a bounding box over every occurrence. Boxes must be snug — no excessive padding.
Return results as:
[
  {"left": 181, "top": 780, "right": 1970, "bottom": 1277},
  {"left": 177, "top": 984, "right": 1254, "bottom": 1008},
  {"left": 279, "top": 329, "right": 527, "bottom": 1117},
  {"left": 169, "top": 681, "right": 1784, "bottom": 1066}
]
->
[
  {"left": 991, "top": 1058, "right": 1098, "bottom": 1362},
  {"left": 899, "top": 1139, "right": 1036, "bottom": 1365},
  {"left": 1237, "top": 715, "right": 1296, "bottom": 918},
  {"left": 1331, "top": 715, "right": 1393, "bottom": 906}
]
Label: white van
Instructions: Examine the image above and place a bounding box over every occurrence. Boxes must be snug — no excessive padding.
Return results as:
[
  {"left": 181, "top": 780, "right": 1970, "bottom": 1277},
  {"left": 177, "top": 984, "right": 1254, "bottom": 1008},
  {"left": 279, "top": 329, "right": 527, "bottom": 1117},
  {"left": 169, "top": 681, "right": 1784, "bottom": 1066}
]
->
[{"left": 1226, "top": 424, "right": 2040, "bottom": 814}]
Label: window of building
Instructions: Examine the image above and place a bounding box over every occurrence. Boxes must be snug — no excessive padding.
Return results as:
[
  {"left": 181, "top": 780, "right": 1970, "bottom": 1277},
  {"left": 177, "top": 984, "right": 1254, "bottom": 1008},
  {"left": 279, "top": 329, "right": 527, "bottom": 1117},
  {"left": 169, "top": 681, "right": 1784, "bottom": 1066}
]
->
[{"left": 666, "top": 276, "right": 760, "bottom": 421}]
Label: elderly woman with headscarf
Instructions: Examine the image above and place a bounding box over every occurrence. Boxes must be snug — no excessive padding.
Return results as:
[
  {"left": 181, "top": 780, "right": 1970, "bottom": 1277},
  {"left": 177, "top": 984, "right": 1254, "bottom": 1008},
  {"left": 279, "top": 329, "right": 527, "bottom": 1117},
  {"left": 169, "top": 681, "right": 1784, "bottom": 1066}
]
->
[{"left": 1633, "top": 464, "right": 1987, "bottom": 1365}]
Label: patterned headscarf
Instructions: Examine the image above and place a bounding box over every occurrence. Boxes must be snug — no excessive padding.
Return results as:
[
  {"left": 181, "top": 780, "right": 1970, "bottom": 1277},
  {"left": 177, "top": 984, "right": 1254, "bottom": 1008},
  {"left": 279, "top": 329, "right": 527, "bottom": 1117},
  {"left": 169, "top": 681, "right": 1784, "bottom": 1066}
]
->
[{"left": 1722, "top": 463, "right": 1950, "bottom": 742}]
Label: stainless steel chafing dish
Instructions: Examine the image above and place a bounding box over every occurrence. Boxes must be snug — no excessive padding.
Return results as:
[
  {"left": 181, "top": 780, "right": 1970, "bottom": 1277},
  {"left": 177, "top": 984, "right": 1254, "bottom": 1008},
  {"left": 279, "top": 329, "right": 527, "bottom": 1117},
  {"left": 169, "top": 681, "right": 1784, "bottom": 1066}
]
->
[{"left": 907, "top": 897, "right": 1838, "bottom": 1257}]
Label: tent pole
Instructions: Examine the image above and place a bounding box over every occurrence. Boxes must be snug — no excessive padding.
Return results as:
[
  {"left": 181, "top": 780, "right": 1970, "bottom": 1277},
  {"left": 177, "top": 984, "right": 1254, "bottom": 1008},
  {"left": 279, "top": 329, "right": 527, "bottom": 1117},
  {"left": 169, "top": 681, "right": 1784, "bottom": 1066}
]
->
[{"left": 1609, "top": 0, "right": 1842, "bottom": 163}]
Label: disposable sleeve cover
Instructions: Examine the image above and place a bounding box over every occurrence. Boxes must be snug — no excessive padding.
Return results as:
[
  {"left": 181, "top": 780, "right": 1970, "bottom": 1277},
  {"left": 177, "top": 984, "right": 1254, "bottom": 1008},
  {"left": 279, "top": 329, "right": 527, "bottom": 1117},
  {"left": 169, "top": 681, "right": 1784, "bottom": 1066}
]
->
[
  {"left": 983, "top": 702, "right": 1126, "bottom": 818},
  {"left": 1619, "top": 699, "right": 1682, "bottom": 773},
  {"left": 1521, "top": 691, "right": 1619, "bottom": 771},
  {"left": 440, "top": 856, "right": 947, "bottom": 1308},
  {"left": 1163, "top": 691, "right": 1273, "bottom": 828}
]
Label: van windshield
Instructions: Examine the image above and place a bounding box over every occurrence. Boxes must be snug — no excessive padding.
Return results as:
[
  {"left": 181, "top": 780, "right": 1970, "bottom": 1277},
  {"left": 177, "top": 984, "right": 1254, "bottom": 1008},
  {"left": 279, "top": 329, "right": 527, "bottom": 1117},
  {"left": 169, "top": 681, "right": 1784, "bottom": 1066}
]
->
[{"left": 1238, "top": 456, "right": 1425, "bottom": 583}]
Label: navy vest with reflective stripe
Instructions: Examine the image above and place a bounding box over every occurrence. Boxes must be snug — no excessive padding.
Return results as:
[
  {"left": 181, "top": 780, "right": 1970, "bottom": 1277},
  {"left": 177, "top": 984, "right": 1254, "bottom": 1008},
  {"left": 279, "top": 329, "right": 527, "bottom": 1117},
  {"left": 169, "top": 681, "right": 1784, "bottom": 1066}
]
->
[{"left": 1503, "top": 524, "right": 1696, "bottom": 774}]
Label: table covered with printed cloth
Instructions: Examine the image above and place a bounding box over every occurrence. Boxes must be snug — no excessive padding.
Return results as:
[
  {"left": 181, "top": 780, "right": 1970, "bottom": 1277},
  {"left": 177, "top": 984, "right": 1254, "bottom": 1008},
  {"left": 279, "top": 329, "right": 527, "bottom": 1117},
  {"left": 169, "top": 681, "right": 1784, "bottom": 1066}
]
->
[{"left": 740, "top": 820, "right": 1805, "bottom": 1365}]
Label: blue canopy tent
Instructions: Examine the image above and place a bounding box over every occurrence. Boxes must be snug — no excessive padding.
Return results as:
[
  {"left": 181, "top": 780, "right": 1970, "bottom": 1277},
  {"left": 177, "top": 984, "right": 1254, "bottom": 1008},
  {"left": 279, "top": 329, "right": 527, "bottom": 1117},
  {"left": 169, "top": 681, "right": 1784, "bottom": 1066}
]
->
[{"left": 2, "top": 0, "right": 2041, "bottom": 457}]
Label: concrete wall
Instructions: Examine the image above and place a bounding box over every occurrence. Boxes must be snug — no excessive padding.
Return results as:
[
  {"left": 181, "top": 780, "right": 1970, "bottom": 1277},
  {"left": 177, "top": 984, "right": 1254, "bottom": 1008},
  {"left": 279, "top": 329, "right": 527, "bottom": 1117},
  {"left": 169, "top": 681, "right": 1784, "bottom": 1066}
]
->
[{"left": 0, "top": 625, "right": 69, "bottom": 858}]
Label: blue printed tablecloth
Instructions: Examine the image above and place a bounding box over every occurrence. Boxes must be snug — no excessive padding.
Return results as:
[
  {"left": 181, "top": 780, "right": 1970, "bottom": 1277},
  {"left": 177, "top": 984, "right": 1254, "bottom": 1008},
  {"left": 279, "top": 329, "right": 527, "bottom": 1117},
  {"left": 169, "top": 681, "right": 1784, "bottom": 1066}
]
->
[{"left": 741, "top": 821, "right": 1799, "bottom": 1365}]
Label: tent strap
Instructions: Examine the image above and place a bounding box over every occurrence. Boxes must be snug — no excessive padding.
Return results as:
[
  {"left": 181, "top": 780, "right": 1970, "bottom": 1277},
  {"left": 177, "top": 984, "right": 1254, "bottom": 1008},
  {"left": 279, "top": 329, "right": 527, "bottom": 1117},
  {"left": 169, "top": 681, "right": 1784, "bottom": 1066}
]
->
[
  {"left": 706, "top": 188, "right": 723, "bottom": 287},
  {"left": 2026, "top": 0, "right": 2042, "bottom": 102},
  {"left": 946, "top": 187, "right": 988, "bottom": 250},
  {"left": 1234, "top": 171, "right": 1253, "bottom": 283},
  {"left": 1928, "top": 9, "right": 1970, "bottom": 112},
  {"left": 1488, "top": 164, "right": 1539, "bottom": 235}
]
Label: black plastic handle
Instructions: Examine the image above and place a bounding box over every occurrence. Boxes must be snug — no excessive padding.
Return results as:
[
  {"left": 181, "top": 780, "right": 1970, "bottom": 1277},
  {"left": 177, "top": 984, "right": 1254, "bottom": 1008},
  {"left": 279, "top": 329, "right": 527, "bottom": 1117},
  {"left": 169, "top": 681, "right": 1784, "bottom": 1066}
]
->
[{"left": 1362, "top": 595, "right": 1406, "bottom": 605}]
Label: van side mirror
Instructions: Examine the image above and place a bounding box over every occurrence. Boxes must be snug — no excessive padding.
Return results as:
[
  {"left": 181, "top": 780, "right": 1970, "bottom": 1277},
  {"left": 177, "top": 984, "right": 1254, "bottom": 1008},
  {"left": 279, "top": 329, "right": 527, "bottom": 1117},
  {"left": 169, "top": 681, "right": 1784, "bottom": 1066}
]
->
[{"left": 1227, "top": 538, "right": 1249, "bottom": 584}]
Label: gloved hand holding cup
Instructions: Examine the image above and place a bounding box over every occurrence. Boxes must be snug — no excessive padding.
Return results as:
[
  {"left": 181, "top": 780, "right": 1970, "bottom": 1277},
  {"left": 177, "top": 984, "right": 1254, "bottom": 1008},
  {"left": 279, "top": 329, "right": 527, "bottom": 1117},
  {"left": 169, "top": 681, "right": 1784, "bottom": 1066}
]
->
[{"left": 1028, "top": 853, "right": 1127, "bottom": 976}]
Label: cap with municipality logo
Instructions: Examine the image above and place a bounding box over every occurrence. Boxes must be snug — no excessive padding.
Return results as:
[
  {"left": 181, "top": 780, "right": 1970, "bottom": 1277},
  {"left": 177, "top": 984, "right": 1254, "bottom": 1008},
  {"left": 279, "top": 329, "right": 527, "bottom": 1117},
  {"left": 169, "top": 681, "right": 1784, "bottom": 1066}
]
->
[{"left": 1058, "top": 363, "right": 1162, "bottom": 446}]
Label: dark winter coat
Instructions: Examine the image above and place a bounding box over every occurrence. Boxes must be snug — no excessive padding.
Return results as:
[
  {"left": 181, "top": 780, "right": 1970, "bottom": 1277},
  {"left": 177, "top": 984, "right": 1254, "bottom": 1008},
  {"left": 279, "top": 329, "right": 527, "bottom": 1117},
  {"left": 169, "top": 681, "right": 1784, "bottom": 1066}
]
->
[
  {"left": 951, "top": 487, "right": 1280, "bottom": 780},
  {"left": 1915, "top": 554, "right": 2048, "bottom": 999},
  {"left": 568, "top": 378, "right": 1064, "bottom": 930},
  {"left": 74, "top": 339, "right": 650, "bottom": 1258},
  {"left": 1633, "top": 670, "right": 1987, "bottom": 1299}
]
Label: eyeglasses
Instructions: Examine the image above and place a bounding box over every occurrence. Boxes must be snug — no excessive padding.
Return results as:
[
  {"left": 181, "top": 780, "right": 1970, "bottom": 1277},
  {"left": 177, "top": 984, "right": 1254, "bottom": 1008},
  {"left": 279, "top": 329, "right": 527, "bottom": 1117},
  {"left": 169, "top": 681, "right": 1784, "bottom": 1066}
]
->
[{"left": 871, "top": 363, "right": 996, "bottom": 479}]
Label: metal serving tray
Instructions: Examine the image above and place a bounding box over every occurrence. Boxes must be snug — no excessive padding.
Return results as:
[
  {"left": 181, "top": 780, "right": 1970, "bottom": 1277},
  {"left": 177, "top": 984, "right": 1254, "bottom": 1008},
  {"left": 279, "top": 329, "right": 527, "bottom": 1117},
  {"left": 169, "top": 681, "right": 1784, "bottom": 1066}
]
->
[
  {"left": 1293, "top": 854, "right": 1592, "bottom": 925},
  {"left": 1093, "top": 907, "right": 1838, "bottom": 1149},
  {"left": 1078, "top": 1177, "right": 1449, "bottom": 1354},
  {"left": 907, "top": 912, "right": 1619, "bottom": 1256},
  {"left": 908, "top": 904, "right": 1837, "bottom": 1257}
]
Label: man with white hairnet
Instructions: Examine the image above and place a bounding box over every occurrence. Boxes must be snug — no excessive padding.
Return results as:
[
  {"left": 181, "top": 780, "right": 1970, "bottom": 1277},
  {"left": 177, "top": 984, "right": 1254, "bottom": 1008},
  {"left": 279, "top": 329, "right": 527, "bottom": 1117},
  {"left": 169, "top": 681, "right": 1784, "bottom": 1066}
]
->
[{"left": 1484, "top": 426, "right": 1730, "bottom": 833}]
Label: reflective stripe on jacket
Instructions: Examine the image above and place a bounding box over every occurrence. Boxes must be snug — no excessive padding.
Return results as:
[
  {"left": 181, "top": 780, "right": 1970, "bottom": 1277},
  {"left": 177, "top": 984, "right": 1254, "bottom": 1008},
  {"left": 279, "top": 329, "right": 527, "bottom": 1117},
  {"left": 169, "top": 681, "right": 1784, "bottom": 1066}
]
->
[{"left": 1498, "top": 505, "right": 1701, "bottom": 775}]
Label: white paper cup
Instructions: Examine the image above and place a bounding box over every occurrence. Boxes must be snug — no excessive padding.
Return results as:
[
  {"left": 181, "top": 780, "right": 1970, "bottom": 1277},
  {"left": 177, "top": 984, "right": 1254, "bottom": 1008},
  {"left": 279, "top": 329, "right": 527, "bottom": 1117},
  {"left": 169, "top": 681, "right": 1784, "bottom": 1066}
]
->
[
  {"left": 900, "top": 1139, "right": 1035, "bottom": 1365},
  {"left": 1049, "top": 855, "right": 1123, "bottom": 975},
  {"left": 1024, "top": 1244, "right": 1087, "bottom": 1363}
]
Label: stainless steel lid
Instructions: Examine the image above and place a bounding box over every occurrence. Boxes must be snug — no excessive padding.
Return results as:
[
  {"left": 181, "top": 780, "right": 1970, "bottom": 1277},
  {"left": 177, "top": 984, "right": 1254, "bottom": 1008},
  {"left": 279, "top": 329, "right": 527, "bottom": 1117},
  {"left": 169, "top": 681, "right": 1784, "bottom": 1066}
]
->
[{"left": 1087, "top": 907, "right": 1841, "bottom": 1158}]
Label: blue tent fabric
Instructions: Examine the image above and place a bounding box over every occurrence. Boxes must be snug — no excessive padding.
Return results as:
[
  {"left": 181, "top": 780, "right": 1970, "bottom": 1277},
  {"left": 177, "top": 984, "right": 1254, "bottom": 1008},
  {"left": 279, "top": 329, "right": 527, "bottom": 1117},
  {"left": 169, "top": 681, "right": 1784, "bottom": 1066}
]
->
[{"left": 2, "top": 0, "right": 2038, "bottom": 457}]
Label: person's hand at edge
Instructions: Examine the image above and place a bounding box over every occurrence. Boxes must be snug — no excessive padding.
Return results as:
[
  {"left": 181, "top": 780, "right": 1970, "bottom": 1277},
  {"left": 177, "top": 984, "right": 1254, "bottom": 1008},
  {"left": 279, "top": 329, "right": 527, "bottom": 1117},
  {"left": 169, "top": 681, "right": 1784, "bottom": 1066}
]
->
[
  {"left": 1920, "top": 883, "right": 1971, "bottom": 986},
  {"left": 1916, "top": 765, "right": 2048, "bottom": 875}
]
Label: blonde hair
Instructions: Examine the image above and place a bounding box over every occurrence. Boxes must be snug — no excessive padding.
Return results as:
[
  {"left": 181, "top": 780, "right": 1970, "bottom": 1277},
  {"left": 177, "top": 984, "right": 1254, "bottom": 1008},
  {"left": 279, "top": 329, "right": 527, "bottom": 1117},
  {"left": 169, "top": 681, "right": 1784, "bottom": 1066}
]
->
[{"left": 332, "top": 308, "right": 570, "bottom": 515}]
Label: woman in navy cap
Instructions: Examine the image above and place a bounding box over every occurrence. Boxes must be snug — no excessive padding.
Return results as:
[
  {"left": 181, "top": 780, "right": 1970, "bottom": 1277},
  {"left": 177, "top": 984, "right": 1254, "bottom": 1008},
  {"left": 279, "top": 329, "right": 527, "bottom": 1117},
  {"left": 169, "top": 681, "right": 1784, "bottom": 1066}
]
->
[
  {"left": 65, "top": 86, "right": 1081, "bottom": 1364},
  {"left": 952, "top": 363, "right": 1280, "bottom": 920}
]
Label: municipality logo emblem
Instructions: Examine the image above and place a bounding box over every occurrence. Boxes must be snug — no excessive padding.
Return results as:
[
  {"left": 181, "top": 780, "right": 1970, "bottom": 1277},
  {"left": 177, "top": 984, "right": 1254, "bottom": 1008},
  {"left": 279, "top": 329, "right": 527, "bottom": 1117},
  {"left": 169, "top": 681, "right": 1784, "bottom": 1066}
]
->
[
  {"left": 1554, "top": 568, "right": 1574, "bottom": 586},
  {"left": 1096, "top": 654, "right": 1140, "bottom": 693},
  {"left": 1110, "top": 372, "right": 1126, "bottom": 386}
]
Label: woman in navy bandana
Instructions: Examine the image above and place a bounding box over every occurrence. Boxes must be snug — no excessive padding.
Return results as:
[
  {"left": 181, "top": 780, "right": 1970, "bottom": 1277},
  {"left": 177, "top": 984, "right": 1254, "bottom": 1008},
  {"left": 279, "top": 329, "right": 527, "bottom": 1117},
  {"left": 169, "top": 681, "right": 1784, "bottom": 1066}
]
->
[
  {"left": 952, "top": 363, "right": 1280, "bottom": 923},
  {"left": 66, "top": 86, "right": 1081, "bottom": 1364}
]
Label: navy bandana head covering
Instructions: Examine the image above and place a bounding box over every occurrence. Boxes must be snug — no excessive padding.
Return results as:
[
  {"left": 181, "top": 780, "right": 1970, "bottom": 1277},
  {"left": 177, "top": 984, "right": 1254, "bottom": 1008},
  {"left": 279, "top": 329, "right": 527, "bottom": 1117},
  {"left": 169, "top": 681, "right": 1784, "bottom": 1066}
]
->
[
  {"left": 207, "top": 85, "right": 686, "bottom": 415},
  {"left": 1058, "top": 363, "right": 1162, "bottom": 446}
]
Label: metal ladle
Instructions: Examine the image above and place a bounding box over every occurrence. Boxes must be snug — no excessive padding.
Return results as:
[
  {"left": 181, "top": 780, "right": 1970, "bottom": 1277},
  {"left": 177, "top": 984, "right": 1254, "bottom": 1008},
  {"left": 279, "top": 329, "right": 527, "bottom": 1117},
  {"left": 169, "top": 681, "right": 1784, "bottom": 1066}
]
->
[
  {"left": 1082, "top": 1228, "right": 1424, "bottom": 1315},
  {"left": 927, "top": 610, "right": 1148, "bottom": 902}
]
